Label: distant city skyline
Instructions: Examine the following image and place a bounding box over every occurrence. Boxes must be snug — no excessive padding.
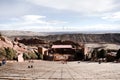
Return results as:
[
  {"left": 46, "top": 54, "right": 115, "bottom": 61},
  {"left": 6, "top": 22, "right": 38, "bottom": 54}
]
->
[{"left": 0, "top": 0, "right": 120, "bottom": 32}]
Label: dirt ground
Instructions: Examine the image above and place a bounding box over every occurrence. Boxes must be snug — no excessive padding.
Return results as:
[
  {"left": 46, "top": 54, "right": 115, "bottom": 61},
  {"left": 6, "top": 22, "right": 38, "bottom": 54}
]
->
[{"left": 0, "top": 60, "right": 120, "bottom": 80}]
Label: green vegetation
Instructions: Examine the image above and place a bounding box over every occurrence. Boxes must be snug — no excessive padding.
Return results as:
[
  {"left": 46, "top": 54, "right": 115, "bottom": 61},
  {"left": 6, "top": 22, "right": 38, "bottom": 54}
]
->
[
  {"left": 91, "top": 49, "right": 107, "bottom": 61},
  {"left": 35, "top": 51, "right": 43, "bottom": 59},
  {"left": 23, "top": 52, "right": 40, "bottom": 60},
  {"left": 0, "top": 47, "right": 17, "bottom": 60},
  {"left": 0, "top": 32, "right": 2, "bottom": 36},
  {"left": 23, "top": 53, "right": 30, "bottom": 60},
  {"left": 75, "top": 49, "right": 84, "bottom": 60},
  {"left": 28, "top": 52, "right": 38, "bottom": 59},
  {"left": 0, "top": 48, "right": 6, "bottom": 59},
  {"left": 91, "top": 49, "right": 98, "bottom": 61},
  {"left": 0, "top": 47, "right": 43, "bottom": 60},
  {"left": 5, "top": 47, "right": 16, "bottom": 60},
  {"left": 116, "top": 49, "right": 120, "bottom": 60},
  {"left": 97, "top": 49, "right": 106, "bottom": 59},
  {"left": 106, "top": 54, "right": 115, "bottom": 62}
]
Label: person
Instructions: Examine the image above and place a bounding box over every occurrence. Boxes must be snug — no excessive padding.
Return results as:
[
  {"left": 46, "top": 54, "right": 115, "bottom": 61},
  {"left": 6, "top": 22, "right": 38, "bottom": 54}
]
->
[
  {"left": 2, "top": 58, "right": 6, "bottom": 65},
  {"left": 0, "top": 63, "right": 2, "bottom": 66},
  {"left": 98, "top": 59, "right": 101, "bottom": 64},
  {"left": 78, "top": 61, "right": 80, "bottom": 64}
]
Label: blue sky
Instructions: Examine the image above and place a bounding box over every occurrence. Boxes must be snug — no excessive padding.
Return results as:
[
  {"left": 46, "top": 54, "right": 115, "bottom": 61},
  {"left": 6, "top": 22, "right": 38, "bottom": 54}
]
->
[{"left": 0, "top": 0, "right": 120, "bottom": 32}]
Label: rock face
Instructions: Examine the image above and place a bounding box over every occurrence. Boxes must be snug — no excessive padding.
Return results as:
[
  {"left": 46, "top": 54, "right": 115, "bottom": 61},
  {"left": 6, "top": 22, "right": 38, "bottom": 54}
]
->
[
  {"left": 0, "top": 36, "right": 27, "bottom": 55},
  {"left": 9, "top": 33, "right": 120, "bottom": 46},
  {"left": 18, "top": 38, "right": 46, "bottom": 45},
  {"left": 17, "top": 53, "right": 24, "bottom": 62},
  {"left": 13, "top": 41, "right": 27, "bottom": 54},
  {"left": 40, "top": 33, "right": 120, "bottom": 44},
  {"left": 0, "top": 36, "right": 13, "bottom": 48},
  {"left": 1, "top": 30, "right": 120, "bottom": 44},
  {"left": 0, "top": 35, "right": 41, "bottom": 62}
]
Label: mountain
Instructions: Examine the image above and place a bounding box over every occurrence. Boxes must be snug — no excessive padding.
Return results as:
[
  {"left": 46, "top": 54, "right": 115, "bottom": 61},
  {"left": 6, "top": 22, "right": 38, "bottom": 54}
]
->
[
  {"left": 0, "top": 30, "right": 48, "bottom": 36},
  {"left": 1, "top": 30, "right": 120, "bottom": 44},
  {"left": 39, "top": 33, "right": 120, "bottom": 44},
  {"left": 11, "top": 33, "right": 120, "bottom": 44}
]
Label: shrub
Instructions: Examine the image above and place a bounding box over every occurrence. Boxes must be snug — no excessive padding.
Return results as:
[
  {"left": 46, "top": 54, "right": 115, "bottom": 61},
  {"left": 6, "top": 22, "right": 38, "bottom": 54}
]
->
[
  {"left": 28, "top": 52, "right": 38, "bottom": 59},
  {"left": 0, "top": 33, "right": 2, "bottom": 36},
  {"left": 23, "top": 53, "right": 30, "bottom": 60},
  {"left": 23, "top": 52, "right": 38, "bottom": 60},
  {"left": 91, "top": 49, "right": 98, "bottom": 60},
  {"left": 0, "top": 47, "right": 17, "bottom": 60},
  {"left": 116, "top": 49, "right": 120, "bottom": 60},
  {"left": 106, "top": 54, "right": 115, "bottom": 62},
  {"left": 97, "top": 49, "right": 106, "bottom": 58},
  {"left": 0, "top": 48, "right": 6, "bottom": 59},
  {"left": 5, "top": 47, "right": 16, "bottom": 60},
  {"left": 34, "top": 50, "right": 43, "bottom": 59}
]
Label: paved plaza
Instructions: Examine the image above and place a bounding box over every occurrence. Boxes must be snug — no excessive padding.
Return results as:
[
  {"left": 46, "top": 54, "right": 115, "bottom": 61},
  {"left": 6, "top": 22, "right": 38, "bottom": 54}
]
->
[{"left": 0, "top": 61, "right": 120, "bottom": 80}]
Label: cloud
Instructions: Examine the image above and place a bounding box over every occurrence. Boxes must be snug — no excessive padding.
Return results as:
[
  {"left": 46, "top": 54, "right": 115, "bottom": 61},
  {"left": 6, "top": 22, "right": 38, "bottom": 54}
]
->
[
  {"left": 58, "top": 24, "right": 120, "bottom": 32},
  {"left": 22, "top": 15, "right": 46, "bottom": 21},
  {"left": 0, "top": 0, "right": 120, "bottom": 32},
  {"left": 21, "top": 15, "right": 48, "bottom": 25},
  {"left": 26, "top": 0, "right": 117, "bottom": 14},
  {"left": 0, "top": 18, "right": 120, "bottom": 32},
  {"left": 0, "top": 0, "right": 31, "bottom": 17},
  {"left": 14, "top": 24, "right": 120, "bottom": 32},
  {"left": 81, "top": 24, "right": 120, "bottom": 31},
  {"left": 0, "top": 15, "right": 67, "bottom": 31},
  {"left": 102, "top": 12, "right": 120, "bottom": 21}
]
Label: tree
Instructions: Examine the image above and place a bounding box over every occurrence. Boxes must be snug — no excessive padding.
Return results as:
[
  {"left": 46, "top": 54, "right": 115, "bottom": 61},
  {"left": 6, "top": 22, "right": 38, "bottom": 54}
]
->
[
  {"left": 28, "top": 52, "right": 38, "bottom": 59},
  {"left": 34, "top": 51, "right": 43, "bottom": 59},
  {"left": 23, "top": 53, "right": 30, "bottom": 60},
  {"left": 0, "top": 32, "right": 2, "bottom": 36},
  {"left": 23, "top": 52, "right": 38, "bottom": 60},
  {"left": 99, "top": 49, "right": 106, "bottom": 58},
  {"left": 5, "top": 47, "right": 16, "bottom": 60},
  {"left": 74, "top": 49, "right": 84, "bottom": 60},
  {"left": 91, "top": 49, "right": 98, "bottom": 61},
  {"left": 97, "top": 49, "right": 106, "bottom": 62},
  {"left": 116, "top": 49, "right": 120, "bottom": 60},
  {"left": 0, "top": 48, "right": 6, "bottom": 59}
]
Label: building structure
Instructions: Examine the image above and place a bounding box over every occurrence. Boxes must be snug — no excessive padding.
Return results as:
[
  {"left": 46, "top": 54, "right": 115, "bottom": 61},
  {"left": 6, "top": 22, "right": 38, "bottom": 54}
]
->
[{"left": 50, "top": 45, "right": 75, "bottom": 61}]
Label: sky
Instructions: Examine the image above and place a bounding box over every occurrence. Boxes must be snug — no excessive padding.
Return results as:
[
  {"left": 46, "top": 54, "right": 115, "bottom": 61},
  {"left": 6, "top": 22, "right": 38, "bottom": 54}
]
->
[{"left": 0, "top": 0, "right": 120, "bottom": 32}]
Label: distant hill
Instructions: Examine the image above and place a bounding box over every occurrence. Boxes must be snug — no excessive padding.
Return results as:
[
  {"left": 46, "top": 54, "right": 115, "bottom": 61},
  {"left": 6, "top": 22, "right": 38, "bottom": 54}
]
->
[
  {"left": 1, "top": 30, "right": 120, "bottom": 44},
  {"left": 39, "top": 33, "right": 120, "bottom": 44},
  {"left": 11, "top": 34, "right": 120, "bottom": 44},
  {"left": 0, "top": 30, "right": 48, "bottom": 36}
]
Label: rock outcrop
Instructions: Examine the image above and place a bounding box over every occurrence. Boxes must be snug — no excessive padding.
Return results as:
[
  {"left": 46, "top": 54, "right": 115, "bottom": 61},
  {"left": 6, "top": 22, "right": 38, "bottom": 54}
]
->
[
  {"left": 0, "top": 36, "right": 28, "bottom": 54},
  {"left": 0, "top": 36, "right": 13, "bottom": 48}
]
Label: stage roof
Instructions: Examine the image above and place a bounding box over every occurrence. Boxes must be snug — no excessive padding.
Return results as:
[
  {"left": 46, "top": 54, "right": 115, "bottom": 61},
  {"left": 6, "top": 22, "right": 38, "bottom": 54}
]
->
[{"left": 52, "top": 45, "right": 72, "bottom": 48}]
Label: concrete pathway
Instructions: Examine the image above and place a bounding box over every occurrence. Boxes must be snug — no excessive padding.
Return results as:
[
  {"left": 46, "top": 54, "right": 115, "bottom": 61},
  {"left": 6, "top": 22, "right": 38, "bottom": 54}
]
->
[{"left": 0, "top": 61, "right": 120, "bottom": 80}]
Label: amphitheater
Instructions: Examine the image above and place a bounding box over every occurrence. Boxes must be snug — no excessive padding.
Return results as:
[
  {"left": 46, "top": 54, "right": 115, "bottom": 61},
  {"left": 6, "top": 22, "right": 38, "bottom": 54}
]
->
[{"left": 0, "top": 60, "right": 120, "bottom": 80}]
